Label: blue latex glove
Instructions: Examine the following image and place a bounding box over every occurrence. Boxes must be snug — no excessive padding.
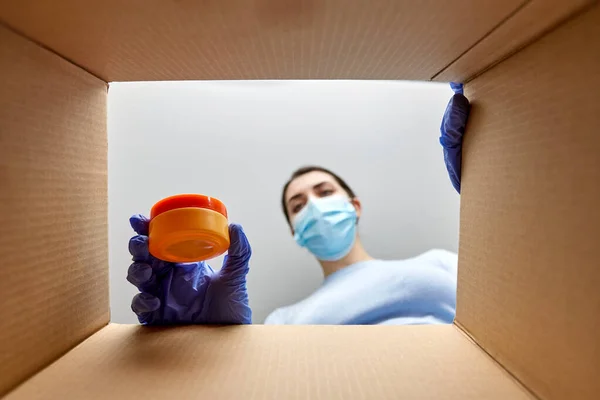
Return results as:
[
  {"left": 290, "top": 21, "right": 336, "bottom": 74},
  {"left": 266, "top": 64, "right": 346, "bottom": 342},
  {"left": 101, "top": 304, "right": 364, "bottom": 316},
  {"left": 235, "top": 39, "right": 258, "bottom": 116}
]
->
[
  {"left": 440, "top": 82, "right": 471, "bottom": 193},
  {"left": 126, "top": 214, "right": 252, "bottom": 325}
]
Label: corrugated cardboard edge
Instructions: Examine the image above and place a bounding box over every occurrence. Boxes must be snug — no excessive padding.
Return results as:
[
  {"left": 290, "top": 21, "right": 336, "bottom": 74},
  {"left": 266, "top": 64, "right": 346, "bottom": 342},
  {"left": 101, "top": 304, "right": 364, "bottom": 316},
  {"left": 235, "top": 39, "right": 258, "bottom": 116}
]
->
[
  {"left": 432, "top": 0, "right": 596, "bottom": 83},
  {"left": 0, "top": 22, "right": 110, "bottom": 395},
  {"left": 453, "top": 322, "right": 540, "bottom": 400},
  {"left": 0, "top": 21, "right": 106, "bottom": 83}
]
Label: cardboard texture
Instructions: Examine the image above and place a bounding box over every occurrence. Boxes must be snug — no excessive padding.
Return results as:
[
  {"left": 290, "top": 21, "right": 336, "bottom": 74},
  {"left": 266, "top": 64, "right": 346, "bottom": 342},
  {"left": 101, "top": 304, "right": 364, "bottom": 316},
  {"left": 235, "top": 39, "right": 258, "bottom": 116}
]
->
[
  {"left": 0, "top": 25, "right": 109, "bottom": 395},
  {"left": 1, "top": 1, "right": 599, "bottom": 399},
  {"left": 458, "top": 5, "right": 600, "bottom": 400},
  {"left": 5, "top": 324, "right": 532, "bottom": 400},
  {"left": 433, "top": 0, "right": 594, "bottom": 82},
  {"left": 0, "top": 0, "right": 527, "bottom": 82}
]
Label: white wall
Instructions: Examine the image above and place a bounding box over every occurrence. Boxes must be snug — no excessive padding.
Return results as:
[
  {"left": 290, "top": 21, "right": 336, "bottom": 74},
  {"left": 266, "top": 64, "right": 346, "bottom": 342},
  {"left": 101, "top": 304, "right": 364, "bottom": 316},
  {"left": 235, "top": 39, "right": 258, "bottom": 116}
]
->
[{"left": 108, "top": 80, "right": 459, "bottom": 324}]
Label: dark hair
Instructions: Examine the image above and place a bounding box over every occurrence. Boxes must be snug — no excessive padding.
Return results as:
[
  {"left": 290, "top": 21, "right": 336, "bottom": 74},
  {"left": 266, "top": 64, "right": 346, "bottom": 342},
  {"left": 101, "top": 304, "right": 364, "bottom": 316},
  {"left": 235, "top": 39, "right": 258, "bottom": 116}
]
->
[{"left": 281, "top": 166, "right": 356, "bottom": 224}]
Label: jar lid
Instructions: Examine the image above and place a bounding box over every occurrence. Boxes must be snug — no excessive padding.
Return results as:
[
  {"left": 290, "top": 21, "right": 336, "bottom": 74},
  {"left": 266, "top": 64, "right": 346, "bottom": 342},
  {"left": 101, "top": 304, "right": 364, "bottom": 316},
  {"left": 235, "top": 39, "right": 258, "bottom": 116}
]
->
[{"left": 151, "top": 194, "right": 228, "bottom": 219}]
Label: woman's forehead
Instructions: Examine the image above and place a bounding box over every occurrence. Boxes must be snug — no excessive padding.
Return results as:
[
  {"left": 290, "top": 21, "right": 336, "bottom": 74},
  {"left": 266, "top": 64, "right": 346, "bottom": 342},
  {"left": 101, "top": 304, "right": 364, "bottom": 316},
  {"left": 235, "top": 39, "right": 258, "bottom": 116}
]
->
[{"left": 286, "top": 171, "right": 339, "bottom": 201}]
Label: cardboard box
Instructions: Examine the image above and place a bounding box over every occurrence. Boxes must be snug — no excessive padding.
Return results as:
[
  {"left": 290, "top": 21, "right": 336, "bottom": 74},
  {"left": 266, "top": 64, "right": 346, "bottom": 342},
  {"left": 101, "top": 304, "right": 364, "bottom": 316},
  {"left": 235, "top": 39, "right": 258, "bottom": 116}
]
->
[{"left": 1, "top": 1, "right": 598, "bottom": 398}]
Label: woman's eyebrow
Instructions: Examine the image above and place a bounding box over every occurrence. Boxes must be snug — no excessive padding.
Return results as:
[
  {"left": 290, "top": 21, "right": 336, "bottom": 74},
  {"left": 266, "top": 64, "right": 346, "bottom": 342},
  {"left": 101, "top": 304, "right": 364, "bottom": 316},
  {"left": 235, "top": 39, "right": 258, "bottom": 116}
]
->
[
  {"left": 312, "top": 181, "right": 332, "bottom": 191},
  {"left": 287, "top": 181, "right": 333, "bottom": 207},
  {"left": 287, "top": 193, "right": 305, "bottom": 207}
]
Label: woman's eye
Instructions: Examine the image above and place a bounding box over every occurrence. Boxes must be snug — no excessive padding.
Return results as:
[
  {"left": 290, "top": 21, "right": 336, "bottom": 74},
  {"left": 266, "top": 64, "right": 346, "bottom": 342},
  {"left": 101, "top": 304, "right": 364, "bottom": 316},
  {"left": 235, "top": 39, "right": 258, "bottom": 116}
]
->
[
  {"left": 321, "top": 189, "right": 334, "bottom": 196},
  {"left": 292, "top": 205, "right": 303, "bottom": 214}
]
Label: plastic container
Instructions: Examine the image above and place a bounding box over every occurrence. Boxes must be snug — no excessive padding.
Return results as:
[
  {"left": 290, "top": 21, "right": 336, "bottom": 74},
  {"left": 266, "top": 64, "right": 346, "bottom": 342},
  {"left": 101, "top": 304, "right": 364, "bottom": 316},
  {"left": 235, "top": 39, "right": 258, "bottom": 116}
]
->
[{"left": 149, "top": 194, "right": 230, "bottom": 263}]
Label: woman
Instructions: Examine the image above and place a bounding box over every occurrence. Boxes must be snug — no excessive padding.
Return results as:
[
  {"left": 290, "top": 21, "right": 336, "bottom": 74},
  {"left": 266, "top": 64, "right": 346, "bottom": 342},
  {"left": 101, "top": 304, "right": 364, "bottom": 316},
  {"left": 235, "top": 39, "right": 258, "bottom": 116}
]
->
[
  {"left": 126, "top": 83, "right": 470, "bottom": 325},
  {"left": 266, "top": 165, "right": 457, "bottom": 324}
]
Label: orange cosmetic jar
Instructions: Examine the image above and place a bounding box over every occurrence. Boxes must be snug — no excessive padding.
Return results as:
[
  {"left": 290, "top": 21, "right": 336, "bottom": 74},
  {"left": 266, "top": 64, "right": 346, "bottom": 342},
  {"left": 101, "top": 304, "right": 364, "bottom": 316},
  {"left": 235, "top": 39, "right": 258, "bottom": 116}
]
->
[{"left": 148, "top": 194, "right": 230, "bottom": 263}]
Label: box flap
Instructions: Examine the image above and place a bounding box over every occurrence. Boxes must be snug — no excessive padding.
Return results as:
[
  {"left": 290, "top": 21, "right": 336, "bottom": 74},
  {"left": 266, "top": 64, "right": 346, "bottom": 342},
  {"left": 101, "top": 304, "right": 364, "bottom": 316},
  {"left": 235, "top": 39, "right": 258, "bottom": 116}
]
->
[
  {"left": 0, "top": 0, "right": 524, "bottom": 82},
  {"left": 0, "top": 25, "right": 109, "bottom": 395},
  {"left": 457, "top": 5, "right": 600, "bottom": 399},
  {"left": 433, "top": 0, "right": 593, "bottom": 82},
  {"left": 6, "top": 324, "right": 533, "bottom": 399}
]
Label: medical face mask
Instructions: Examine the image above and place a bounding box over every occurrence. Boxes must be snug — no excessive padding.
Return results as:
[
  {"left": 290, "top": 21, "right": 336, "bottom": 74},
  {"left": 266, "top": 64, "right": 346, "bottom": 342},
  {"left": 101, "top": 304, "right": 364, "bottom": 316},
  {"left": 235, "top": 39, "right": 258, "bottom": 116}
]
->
[{"left": 292, "top": 195, "right": 358, "bottom": 261}]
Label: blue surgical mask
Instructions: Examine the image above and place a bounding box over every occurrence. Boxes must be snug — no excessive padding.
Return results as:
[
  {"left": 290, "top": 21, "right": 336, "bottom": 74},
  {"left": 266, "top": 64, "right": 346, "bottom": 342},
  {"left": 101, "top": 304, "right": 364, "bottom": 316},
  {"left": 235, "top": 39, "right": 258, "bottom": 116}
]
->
[{"left": 292, "top": 195, "right": 357, "bottom": 261}]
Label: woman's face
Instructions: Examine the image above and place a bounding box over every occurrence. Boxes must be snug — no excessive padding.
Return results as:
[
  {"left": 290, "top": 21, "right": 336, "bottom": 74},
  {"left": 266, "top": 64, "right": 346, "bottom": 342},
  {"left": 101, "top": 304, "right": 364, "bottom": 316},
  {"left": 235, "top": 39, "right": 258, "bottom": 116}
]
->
[{"left": 284, "top": 171, "right": 362, "bottom": 228}]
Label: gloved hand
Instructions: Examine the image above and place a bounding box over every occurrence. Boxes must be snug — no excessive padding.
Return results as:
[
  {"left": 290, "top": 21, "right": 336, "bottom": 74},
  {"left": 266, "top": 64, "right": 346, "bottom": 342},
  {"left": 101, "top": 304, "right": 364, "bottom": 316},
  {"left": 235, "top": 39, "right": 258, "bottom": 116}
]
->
[
  {"left": 440, "top": 82, "right": 471, "bottom": 193},
  {"left": 126, "top": 214, "right": 252, "bottom": 325}
]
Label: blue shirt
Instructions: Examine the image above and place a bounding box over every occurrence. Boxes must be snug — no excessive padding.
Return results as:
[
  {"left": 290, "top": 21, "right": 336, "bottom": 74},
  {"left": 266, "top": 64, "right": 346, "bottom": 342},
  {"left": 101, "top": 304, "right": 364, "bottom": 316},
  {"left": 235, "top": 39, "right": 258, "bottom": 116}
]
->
[{"left": 264, "top": 249, "right": 457, "bottom": 325}]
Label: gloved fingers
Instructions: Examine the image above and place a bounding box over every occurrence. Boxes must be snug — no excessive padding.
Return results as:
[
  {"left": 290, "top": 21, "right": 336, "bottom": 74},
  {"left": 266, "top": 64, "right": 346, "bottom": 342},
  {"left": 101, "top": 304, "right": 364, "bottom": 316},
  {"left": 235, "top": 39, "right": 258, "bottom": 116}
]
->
[
  {"left": 450, "top": 82, "right": 464, "bottom": 95},
  {"left": 440, "top": 83, "right": 470, "bottom": 194},
  {"left": 443, "top": 147, "right": 462, "bottom": 194},
  {"left": 440, "top": 95, "right": 471, "bottom": 148},
  {"left": 129, "top": 234, "right": 150, "bottom": 262},
  {"left": 132, "top": 292, "right": 161, "bottom": 313},
  {"left": 219, "top": 224, "right": 251, "bottom": 283},
  {"left": 227, "top": 224, "right": 252, "bottom": 260},
  {"left": 130, "top": 214, "right": 150, "bottom": 236},
  {"left": 128, "top": 235, "right": 174, "bottom": 284},
  {"left": 127, "top": 262, "right": 155, "bottom": 290},
  {"left": 132, "top": 293, "right": 161, "bottom": 324}
]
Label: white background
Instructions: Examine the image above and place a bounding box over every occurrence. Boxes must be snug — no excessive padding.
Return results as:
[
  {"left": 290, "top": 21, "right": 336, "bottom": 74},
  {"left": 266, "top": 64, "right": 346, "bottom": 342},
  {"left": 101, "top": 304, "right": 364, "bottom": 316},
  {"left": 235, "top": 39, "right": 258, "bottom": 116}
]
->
[{"left": 108, "top": 80, "right": 459, "bottom": 324}]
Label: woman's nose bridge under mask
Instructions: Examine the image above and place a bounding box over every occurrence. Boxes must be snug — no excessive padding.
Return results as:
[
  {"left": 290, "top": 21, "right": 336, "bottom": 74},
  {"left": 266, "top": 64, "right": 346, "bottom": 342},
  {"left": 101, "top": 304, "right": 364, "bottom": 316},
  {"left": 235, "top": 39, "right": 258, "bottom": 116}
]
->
[
  {"left": 292, "top": 194, "right": 352, "bottom": 224},
  {"left": 291, "top": 195, "right": 324, "bottom": 227},
  {"left": 292, "top": 195, "right": 358, "bottom": 261}
]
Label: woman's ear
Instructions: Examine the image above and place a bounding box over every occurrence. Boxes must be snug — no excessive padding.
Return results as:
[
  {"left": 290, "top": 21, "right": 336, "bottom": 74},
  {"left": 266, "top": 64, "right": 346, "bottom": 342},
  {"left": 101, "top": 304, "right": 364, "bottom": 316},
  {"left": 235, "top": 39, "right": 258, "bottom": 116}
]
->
[{"left": 350, "top": 197, "right": 362, "bottom": 219}]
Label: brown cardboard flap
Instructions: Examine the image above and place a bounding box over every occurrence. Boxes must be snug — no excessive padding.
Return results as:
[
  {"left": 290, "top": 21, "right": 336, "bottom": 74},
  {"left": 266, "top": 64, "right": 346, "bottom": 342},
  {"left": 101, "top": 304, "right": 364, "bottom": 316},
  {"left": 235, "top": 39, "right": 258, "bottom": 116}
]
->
[
  {"left": 458, "top": 5, "right": 600, "bottom": 400},
  {"left": 0, "top": 25, "right": 109, "bottom": 395},
  {"left": 5, "top": 324, "right": 533, "bottom": 399},
  {"left": 433, "top": 0, "right": 593, "bottom": 82},
  {"left": 0, "top": 0, "right": 524, "bottom": 82}
]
